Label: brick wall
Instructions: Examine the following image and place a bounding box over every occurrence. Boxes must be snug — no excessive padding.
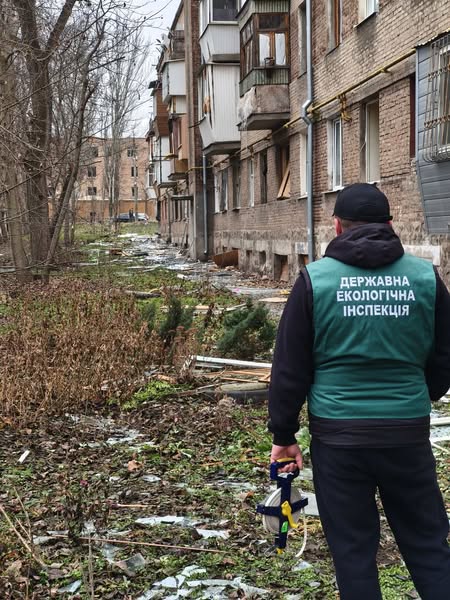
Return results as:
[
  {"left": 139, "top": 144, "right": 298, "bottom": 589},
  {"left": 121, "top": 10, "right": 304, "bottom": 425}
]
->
[{"left": 207, "top": 0, "right": 450, "bottom": 283}]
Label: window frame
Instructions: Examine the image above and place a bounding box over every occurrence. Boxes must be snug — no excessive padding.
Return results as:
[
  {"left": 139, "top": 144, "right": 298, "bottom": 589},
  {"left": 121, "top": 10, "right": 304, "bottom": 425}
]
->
[
  {"left": 131, "top": 166, "right": 138, "bottom": 177},
  {"left": 248, "top": 157, "right": 255, "bottom": 207},
  {"left": 214, "top": 171, "right": 221, "bottom": 213},
  {"left": 299, "top": 132, "right": 308, "bottom": 196},
  {"left": 276, "top": 144, "right": 290, "bottom": 199},
  {"left": 87, "top": 166, "right": 96, "bottom": 178},
  {"left": 260, "top": 150, "right": 268, "bottom": 204},
  {"left": 231, "top": 158, "right": 241, "bottom": 209},
  {"left": 127, "top": 147, "right": 136, "bottom": 158},
  {"left": 298, "top": 2, "right": 307, "bottom": 76},
  {"left": 87, "top": 186, "right": 97, "bottom": 196},
  {"left": 359, "top": 0, "right": 379, "bottom": 22},
  {"left": 220, "top": 168, "right": 228, "bottom": 212},
  {"left": 240, "top": 14, "right": 289, "bottom": 79},
  {"left": 328, "top": 0, "right": 342, "bottom": 51},
  {"left": 436, "top": 45, "right": 450, "bottom": 154},
  {"left": 365, "top": 99, "right": 380, "bottom": 183},
  {"left": 329, "top": 117, "right": 343, "bottom": 190}
]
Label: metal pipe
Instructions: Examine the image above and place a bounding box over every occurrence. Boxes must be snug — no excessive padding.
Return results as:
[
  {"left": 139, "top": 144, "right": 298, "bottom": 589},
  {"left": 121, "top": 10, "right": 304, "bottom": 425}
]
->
[
  {"left": 301, "top": 0, "right": 314, "bottom": 263},
  {"left": 309, "top": 49, "right": 415, "bottom": 116},
  {"left": 202, "top": 153, "right": 208, "bottom": 255}
]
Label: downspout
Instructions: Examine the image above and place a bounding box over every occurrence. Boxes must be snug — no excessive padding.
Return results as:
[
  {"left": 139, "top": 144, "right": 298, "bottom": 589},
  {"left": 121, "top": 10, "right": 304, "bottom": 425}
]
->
[
  {"left": 301, "top": 0, "right": 314, "bottom": 263},
  {"left": 202, "top": 153, "right": 208, "bottom": 255}
]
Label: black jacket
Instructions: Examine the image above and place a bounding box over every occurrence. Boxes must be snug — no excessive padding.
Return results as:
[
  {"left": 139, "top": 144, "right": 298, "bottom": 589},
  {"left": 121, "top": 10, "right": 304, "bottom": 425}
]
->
[{"left": 268, "top": 224, "right": 450, "bottom": 447}]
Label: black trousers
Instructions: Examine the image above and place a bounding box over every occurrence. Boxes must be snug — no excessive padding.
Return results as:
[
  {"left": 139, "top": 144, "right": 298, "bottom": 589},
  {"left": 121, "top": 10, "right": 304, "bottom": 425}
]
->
[{"left": 310, "top": 438, "right": 450, "bottom": 600}]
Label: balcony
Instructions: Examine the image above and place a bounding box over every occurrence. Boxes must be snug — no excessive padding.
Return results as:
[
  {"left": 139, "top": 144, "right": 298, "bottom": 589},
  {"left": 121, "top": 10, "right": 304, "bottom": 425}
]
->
[
  {"left": 168, "top": 157, "right": 188, "bottom": 181},
  {"left": 199, "top": 0, "right": 240, "bottom": 62},
  {"left": 200, "top": 24, "right": 239, "bottom": 63},
  {"left": 198, "top": 64, "right": 240, "bottom": 155},
  {"left": 161, "top": 60, "right": 186, "bottom": 104},
  {"left": 237, "top": 80, "right": 290, "bottom": 130}
]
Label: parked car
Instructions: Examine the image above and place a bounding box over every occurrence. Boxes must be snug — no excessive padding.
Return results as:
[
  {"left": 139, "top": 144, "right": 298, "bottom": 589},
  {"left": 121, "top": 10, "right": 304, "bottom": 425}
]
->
[{"left": 114, "top": 212, "right": 149, "bottom": 223}]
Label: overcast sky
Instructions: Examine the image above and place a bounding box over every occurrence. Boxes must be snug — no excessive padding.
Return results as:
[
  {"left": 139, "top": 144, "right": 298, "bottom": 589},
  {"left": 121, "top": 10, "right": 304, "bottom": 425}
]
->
[{"left": 127, "top": 0, "right": 180, "bottom": 136}]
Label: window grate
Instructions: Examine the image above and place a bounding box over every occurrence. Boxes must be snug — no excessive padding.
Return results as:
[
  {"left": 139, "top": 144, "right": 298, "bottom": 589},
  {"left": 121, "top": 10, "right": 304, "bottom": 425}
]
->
[{"left": 422, "top": 34, "right": 450, "bottom": 163}]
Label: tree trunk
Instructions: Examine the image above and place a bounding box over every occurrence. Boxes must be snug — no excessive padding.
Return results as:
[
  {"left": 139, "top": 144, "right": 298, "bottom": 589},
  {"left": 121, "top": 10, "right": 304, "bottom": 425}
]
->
[{"left": 5, "top": 173, "right": 32, "bottom": 283}]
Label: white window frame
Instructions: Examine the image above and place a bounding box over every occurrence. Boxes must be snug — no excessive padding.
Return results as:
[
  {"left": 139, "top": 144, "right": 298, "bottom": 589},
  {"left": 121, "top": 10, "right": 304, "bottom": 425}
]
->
[
  {"left": 298, "top": 2, "right": 307, "bottom": 75},
  {"left": 214, "top": 171, "right": 221, "bottom": 213},
  {"left": 220, "top": 168, "right": 228, "bottom": 212},
  {"left": 359, "top": 0, "right": 378, "bottom": 22},
  {"left": 365, "top": 99, "right": 380, "bottom": 183},
  {"left": 299, "top": 132, "right": 308, "bottom": 196},
  {"left": 328, "top": 117, "right": 342, "bottom": 190},
  {"left": 248, "top": 157, "right": 255, "bottom": 207}
]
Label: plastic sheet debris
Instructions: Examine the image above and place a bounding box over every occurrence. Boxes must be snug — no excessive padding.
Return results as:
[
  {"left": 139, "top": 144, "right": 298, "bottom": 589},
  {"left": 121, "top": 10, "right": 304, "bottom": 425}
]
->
[
  {"left": 57, "top": 580, "right": 82, "bottom": 594},
  {"left": 294, "top": 559, "right": 313, "bottom": 571},
  {"left": 101, "top": 543, "right": 121, "bottom": 562},
  {"left": 142, "top": 474, "right": 161, "bottom": 483},
  {"left": 18, "top": 449, "right": 30, "bottom": 463},
  {"left": 136, "top": 565, "right": 268, "bottom": 600},
  {"left": 195, "top": 528, "right": 229, "bottom": 540},
  {"left": 33, "top": 535, "right": 53, "bottom": 545},
  {"left": 115, "top": 553, "right": 147, "bottom": 577},
  {"left": 135, "top": 515, "right": 202, "bottom": 528}
]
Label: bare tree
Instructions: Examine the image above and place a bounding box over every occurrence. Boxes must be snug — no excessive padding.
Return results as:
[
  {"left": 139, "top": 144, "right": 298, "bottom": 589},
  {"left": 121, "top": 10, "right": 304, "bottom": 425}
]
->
[{"left": 0, "top": 0, "right": 31, "bottom": 282}]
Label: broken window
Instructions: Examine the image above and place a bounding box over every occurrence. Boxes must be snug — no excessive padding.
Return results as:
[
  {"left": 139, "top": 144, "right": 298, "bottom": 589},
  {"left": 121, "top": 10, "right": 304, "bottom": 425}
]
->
[
  {"left": 87, "top": 166, "right": 96, "bottom": 178},
  {"left": 89, "top": 145, "right": 99, "bottom": 158},
  {"left": 232, "top": 158, "right": 241, "bottom": 209},
  {"left": 329, "top": 117, "right": 342, "bottom": 190},
  {"left": 328, "top": 0, "right": 341, "bottom": 50},
  {"left": 299, "top": 132, "right": 308, "bottom": 196},
  {"left": 365, "top": 100, "right": 380, "bottom": 182},
  {"left": 260, "top": 150, "right": 268, "bottom": 203},
  {"left": 212, "top": 0, "right": 237, "bottom": 22},
  {"left": 87, "top": 186, "right": 97, "bottom": 196},
  {"left": 298, "top": 2, "right": 307, "bottom": 75},
  {"left": 277, "top": 145, "right": 290, "bottom": 199},
  {"left": 248, "top": 157, "right": 255, "bottom": 207},
  {"left": 423, "top": 35, "right": 450, "bottom": 162},
  {"left": 214, "top": 171, "right": 221, "bottom": 213},
  {"left": 199, "top": 68, "right": 212, "bottom": 124},
  {"left": 240, "top": 14, "right": 289, "bottom": 78},
  {"left": 220, "top": 169, "right": 228, "bottom": 211},
  {"left": 148, "top": 165, "right": 155, "bottom": 187}
]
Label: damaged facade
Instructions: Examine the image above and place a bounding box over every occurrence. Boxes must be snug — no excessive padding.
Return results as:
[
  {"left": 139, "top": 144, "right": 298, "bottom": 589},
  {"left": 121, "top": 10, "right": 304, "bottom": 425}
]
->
[{"left": 148, "top": 0, "right": 450, "bottom": 283}]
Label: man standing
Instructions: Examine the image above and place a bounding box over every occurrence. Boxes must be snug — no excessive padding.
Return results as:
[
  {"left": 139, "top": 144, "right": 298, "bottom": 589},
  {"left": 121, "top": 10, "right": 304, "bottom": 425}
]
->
[{"left": 269, "top": 183, "right": 450, "bottom": 600}]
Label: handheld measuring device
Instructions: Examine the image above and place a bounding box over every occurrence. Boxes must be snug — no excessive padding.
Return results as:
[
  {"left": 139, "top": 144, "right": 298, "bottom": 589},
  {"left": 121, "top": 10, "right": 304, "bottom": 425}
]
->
[{"left": 257, "top": 458, "right": 308, "bottom": 554}]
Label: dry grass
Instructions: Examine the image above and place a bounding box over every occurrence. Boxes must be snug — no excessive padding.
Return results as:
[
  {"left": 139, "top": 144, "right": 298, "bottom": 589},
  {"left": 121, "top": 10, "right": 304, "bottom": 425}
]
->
[{"left": 0, "top": 280, "right": 165, "bottom": 426}]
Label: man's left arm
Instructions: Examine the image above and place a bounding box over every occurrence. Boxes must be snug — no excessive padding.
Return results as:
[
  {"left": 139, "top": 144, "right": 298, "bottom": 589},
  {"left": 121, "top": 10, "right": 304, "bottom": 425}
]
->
[{"left": 426, "top": 270, "right": 450, "bottom": 401}]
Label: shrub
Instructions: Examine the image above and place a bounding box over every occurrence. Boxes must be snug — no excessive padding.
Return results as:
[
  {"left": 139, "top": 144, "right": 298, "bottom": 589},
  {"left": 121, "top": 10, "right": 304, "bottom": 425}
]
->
[{"left": 216, "top": 300, "right": 276, "bottom": 360}]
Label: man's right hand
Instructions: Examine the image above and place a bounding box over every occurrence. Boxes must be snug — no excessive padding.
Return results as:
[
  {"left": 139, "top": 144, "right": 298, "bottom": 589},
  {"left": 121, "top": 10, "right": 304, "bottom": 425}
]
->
[{"left": 270, "top": 443, "right": 303, "bottom": 472}]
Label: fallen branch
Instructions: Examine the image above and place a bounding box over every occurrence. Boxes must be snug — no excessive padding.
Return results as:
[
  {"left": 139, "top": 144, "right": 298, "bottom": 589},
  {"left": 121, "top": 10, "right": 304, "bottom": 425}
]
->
[
  {"left": 46, "top": 534, "right": 226, "bottom": 554},
  {"left": 0, "top": 504, "right": 47, "bottom": 568}
]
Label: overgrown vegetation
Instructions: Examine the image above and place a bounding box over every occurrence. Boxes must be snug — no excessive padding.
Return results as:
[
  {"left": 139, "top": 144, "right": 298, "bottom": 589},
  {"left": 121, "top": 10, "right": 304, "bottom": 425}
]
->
[
  {"left": 216, "top": 299, "right": 276, "bottom": 360},
  {"left": 0, "top": 280, "right": 184, "bottom": 425}
]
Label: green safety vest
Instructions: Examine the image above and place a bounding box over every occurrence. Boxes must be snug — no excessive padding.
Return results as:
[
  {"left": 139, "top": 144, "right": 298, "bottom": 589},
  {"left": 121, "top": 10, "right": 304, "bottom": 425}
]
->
[{"left": 305, "top": 254, "right": 436, "bottom": 420}]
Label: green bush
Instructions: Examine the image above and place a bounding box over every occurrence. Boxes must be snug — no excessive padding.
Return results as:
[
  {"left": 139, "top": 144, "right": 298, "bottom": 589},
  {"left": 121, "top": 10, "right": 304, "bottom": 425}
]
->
[{"left": 216, "top": 300, "right": 276, "bottom": 360}]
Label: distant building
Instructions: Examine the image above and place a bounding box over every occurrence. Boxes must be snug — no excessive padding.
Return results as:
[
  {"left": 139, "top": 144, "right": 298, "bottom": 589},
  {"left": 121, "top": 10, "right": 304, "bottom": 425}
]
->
[{"left": 75, "top": 137, "right": 156, "bottom": 223}]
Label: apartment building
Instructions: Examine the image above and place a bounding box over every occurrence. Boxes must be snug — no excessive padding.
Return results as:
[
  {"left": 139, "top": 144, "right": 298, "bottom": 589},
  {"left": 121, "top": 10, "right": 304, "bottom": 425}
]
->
[
  {"left": 148, "top": 2, "right": 204, "bottom": 252},
  {"left": 150, "top": 0, "right": 450, "bottom": 283},
  {"left": 76, "top": 137, "right": 156, "bottom": 223}
]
